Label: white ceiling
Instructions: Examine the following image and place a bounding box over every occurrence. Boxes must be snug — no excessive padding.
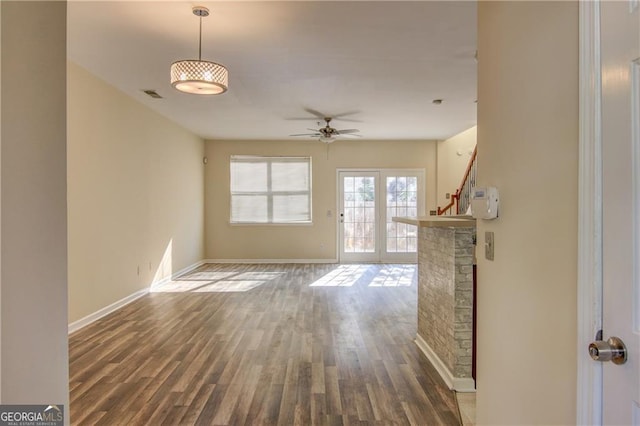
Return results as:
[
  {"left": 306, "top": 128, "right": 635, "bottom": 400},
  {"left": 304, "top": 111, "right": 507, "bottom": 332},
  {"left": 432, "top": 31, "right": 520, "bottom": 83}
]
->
[{"left": 68, "top": 1, "right": 477, "bottom": 141}]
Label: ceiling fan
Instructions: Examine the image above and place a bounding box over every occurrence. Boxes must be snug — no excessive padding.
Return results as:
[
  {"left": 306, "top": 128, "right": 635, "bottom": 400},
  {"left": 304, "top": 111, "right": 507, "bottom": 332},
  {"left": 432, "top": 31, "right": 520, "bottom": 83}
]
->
[{"left": 290, "top": 117, "right": 361, "bottom": 144}]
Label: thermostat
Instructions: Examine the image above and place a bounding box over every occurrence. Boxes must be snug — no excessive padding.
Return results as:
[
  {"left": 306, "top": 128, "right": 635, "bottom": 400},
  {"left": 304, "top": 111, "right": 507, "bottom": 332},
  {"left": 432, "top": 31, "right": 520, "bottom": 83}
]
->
[{"left": 471, "top": 187, "right": 499, "bottom": 219}]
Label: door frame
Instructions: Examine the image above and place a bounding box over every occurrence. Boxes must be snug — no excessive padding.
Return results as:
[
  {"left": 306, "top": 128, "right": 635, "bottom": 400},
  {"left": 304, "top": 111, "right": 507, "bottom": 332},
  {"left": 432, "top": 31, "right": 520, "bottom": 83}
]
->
[
  {"left": 336, "top": 168, "right": 426, "bottom": 263},
  {"left": 577, "top": 1, "right": 603, "bottom": 423}
]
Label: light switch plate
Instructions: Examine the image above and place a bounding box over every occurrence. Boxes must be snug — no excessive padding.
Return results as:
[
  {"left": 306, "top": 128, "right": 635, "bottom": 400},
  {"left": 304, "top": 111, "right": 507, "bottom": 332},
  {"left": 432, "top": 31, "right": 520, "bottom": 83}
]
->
[{"left": 485, "top": 231, "right": 495, "bottom": 261}]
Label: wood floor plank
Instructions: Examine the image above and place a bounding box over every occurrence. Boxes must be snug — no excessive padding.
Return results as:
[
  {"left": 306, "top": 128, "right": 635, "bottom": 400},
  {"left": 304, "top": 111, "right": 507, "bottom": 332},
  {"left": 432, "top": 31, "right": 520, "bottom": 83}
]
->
[
  {"left": 69, "top": 263, "right": 461, "bottom": 425},
  {"left": 161, "top": 405, "right": 188, "bottom": 426},
  {"left": 194, "top": 383, "right": 228, "bottom": 425},
  {"left": 324, "top": 366, "right": 343, "bottom": 416},
  {"left": 311, "top": 392, "right": 327, "bottom": 426},
  {"left": 226, "top": 365, "right": 263, "bottom": 425},
  {"left": 311, "top": 362, "right": 325, "bottom": 395},
  {"left": 177, "top": 384, "right": 216, "bottom": 425},
  {"left": 295, "top": 361, "right": 312, "bottom": 425},
  {"left": 75, "top": 410, "right": 106, "bottom": 426}
]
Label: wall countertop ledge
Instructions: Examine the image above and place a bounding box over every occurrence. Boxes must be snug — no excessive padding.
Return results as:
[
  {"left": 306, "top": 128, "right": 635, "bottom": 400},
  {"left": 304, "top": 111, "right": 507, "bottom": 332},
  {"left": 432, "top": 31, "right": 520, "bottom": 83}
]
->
[{"left": 392, "top": 216, "right": 476, "bottom": 227}]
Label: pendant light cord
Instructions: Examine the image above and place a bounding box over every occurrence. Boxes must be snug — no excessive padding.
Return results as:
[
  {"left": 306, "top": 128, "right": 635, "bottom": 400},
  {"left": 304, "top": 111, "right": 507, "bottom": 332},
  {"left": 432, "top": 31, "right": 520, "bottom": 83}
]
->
[{"left": 198, "top": 15, "right": 202, "bottom": 61}]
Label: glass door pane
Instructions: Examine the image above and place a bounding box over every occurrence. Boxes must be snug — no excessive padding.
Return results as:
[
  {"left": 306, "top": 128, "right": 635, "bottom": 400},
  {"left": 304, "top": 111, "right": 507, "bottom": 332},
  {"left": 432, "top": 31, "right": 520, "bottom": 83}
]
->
[
  {"left": 339, "top": 172, "right": 379, "bottom": 262},
  {"left": 385, "top": 175, "right": 418, "bottom": 253},
  {"left": 381, "top": 171, "right": 424, "bottom": 263}
]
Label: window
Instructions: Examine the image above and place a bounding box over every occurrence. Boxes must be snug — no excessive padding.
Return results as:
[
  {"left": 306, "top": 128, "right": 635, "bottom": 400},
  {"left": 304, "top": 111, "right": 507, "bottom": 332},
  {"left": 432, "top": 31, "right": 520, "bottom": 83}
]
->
[{"left": 230, "top": 156, "right": 312, "bottom": 224}]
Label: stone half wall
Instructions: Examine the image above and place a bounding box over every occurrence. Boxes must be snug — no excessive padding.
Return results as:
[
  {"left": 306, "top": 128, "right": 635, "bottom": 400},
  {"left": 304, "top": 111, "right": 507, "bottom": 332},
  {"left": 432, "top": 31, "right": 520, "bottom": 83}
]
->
[{"left": 418, "top": 226, "right": 475, "bottom": 380}]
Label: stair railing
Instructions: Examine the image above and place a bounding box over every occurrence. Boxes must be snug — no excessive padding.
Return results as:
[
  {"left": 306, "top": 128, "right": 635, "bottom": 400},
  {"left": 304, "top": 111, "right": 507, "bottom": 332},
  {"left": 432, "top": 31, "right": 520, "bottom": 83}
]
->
[{"left": 437, "top": 146, "right": 477, "bottom": 215}]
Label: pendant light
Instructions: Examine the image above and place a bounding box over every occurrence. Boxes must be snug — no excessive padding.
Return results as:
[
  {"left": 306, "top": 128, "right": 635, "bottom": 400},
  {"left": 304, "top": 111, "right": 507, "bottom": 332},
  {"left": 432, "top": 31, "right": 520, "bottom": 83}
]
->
[{"left": 170, "top": 6, "right": 228, "bottom": 95}]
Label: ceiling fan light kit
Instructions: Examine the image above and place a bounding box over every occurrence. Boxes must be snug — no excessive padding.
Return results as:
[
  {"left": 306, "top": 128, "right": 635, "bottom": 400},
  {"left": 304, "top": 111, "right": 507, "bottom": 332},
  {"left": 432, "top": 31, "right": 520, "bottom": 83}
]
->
[
  {"left": 171, "top": 6, "right": 228, "bottom": 95},
  {"left": 319, "top": 136, "right": 336, "bottom": 144}
]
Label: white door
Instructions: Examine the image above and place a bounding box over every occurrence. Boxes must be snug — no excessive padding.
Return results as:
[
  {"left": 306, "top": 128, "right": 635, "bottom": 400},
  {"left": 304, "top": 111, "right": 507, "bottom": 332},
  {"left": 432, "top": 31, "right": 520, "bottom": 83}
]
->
[
  {"left": 338, "top": 170, "right": 423, "bottom": 263},
  {"left": 600, "top": 1, "right": 640, "bottom": 422}
]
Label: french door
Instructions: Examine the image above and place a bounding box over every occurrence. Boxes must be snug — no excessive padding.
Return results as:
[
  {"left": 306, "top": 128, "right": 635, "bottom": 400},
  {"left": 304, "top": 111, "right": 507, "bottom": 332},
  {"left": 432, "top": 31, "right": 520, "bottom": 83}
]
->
[{"left": 338, "top": 170, "right": 424, "bottom": 263}]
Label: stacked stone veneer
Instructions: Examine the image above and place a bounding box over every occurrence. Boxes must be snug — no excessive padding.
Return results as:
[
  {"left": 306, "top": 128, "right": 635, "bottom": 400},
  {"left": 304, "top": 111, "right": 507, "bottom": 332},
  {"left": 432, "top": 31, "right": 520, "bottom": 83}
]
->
[{"left": 418, "top": 225, "right": 475, "bottom": 380}]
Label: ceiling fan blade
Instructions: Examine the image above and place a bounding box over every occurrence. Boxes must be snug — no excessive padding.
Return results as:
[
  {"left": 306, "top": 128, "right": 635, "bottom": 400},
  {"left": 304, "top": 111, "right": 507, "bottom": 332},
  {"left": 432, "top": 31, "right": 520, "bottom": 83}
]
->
[
  {"left": 303, "top": 107, "right": 327, "bottom": 119},
  {"left": 332, "top": 110, "right": 362, "bottom": 122},
  {"left": 333, "top": 118, "right": 362, "bottom": 123},
  {"left": 290, "top": 133, "right": 322, "bottom": 137},
  {"left": 336, "top": 129, "right": 360, "bottom": 134},
  {"left": 290, "top": 109, "right": 362, "bottom": 122}
]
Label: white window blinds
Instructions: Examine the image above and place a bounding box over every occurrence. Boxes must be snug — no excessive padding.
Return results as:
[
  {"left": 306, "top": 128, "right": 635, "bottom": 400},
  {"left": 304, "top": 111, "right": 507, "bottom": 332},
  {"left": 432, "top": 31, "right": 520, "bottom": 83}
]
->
[{"left": 230, "top": 156, "right": 312, "bottom": 223}]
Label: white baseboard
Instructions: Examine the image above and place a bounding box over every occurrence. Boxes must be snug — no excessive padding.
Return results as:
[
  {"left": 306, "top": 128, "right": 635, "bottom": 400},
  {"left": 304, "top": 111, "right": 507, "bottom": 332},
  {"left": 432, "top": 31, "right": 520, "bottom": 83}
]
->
[
  {"left": 69, "top": 260, "right": 206, "bottom": 335},
  {"left": 203, "top": 258, "right": 339, "bottom": 264},
  {"left": 68, "top": 287, "right": 148, "bottom": 335},
  {"left": 415, "top": 334, "right": 476, "bottom": 393},
  {"left": 150, "top": 260, "right": 206, "bottom": 290}
]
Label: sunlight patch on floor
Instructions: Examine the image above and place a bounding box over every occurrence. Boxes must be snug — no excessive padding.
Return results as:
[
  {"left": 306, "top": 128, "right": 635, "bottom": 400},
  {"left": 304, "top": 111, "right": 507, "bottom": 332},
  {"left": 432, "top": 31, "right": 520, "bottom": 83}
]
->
[
  {"left": 309, "top": 265, "right": 370, "bottom": 287},
  {"left": 192, "top": 280, "right": 265, "bottom": 292},
  {"left": 179, "top": 271, "right": 238, "bottom": 281},
  {"left": 310, "top": 264, "right": 416, "bottom": 287},
  {"left": 151, "top": 280, "right": 213, "bottom": 292},
  {"left": 151, "top": 270, "right": 286, "bottom": 293},
  {"left": 234, "top": 272, "right": 287, "bottom": 281},
  {"left": 368, "top": 265, "right": 415, "bottom": 287}
]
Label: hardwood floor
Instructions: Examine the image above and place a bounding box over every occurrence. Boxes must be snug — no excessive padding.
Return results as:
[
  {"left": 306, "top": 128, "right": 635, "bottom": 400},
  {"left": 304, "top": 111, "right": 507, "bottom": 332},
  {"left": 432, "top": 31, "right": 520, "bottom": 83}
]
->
[{"left": 69, "top": 263, "right": 461, "bottom": 425}]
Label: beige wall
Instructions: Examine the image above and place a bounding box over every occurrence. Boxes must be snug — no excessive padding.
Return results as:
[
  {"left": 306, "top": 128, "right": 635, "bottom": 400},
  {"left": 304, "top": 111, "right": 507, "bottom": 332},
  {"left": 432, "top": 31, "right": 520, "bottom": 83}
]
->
[
  {"left": 436, "top": 126, "right": 477, "bottom": 210},
  {"left": 1, "top": 1, "right": 68, "bottom": 405},
  {"left": 205, "top": 139, "right": 436, "bottom": 260},
  {"left": 68, "top": 62, "right": 205, "bottom": 324},
  {"left": 476, "top": 2, "right": 578, "bottom": 424}
]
